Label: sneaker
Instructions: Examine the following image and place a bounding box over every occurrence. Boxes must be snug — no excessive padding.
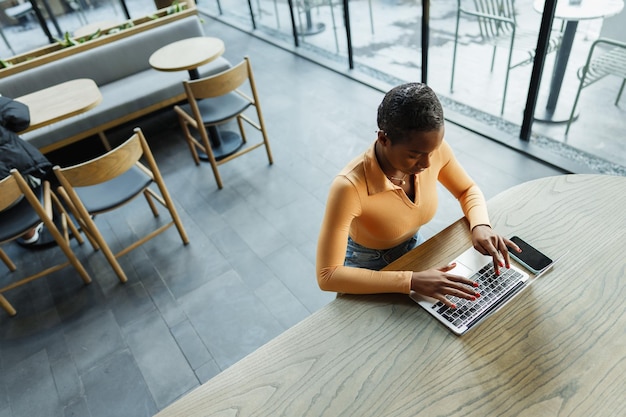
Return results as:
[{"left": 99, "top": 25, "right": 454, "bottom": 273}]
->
[{"left": 18, "top": 223, "right": 43, "bottom": 245}]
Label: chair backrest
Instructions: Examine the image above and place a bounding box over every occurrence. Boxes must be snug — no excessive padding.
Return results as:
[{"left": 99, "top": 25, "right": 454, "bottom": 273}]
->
[
  {"left": 460, "top": 0, "right": 516, "bottom": 39},
  {"left": 56, "top": 131, "right": 145, "bottom": 188},
  {"left": 0, "top": 174, "right": 23, "bottom": 212},
  {"left": 183, "top": 58, "right": 250, "bottom": 100}
]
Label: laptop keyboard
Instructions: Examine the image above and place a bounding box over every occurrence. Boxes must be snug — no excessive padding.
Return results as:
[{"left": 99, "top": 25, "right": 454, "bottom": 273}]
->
[{"left": 433, "top": 262, "right": 526, "bottom": 329}]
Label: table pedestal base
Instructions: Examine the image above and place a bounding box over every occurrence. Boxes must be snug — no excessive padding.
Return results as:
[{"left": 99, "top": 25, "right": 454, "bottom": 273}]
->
[
  {"left": 534, "top": 104, "right": 579, "bottom": 124},
  {"left": 299, "top": 22, "right": 325, "bottom": 36},
  {"left": 198, "top": 128, "right": 244, "bottom": 161}
]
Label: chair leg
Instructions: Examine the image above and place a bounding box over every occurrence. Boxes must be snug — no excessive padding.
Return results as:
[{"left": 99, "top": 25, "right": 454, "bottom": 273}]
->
[
  {"left": 135, "top": 128, "right": 190, "bottom": 245},
  {"left": 82, "top": 215, "right": 128, "bottom": 283},
  {"left": 176, "top": 111, "right": 201, "bottom": 165},
  {"left": 199, "top": 126, "right": 224, "bottom": 189},
  {"left": 615, "top": 79, "right": 625, "bottom": 106},
  {"left": 327, "top": 0, "right": 339, "bottom": 53},
  {"left": 0, "top": 26, "right": 14, "bottom": 56},
  {"left": 273, "top": 0, "right": 280, "bottom": 28},
  {"left": 50, "top": 190, "right": 84, "bottom": 245},
  {"left": 450, "top": 10, "right": 461, "bottom": 93},
  {"left": 143, "top": 189, "right": 160, "bottom": 217},
  {"left": 40, "top": 212, "right": 92, "bottom": 285},
  {"left": 55, "top": 186, "right": 99, "bottom": 250},
  {"left": 237, "top": 117, "right": 248, "bottom": 144},
  {"left": 98, "top": 131, "right": 112, "bottom": 151},
  {"left": 0, "top": 293, "right": 17, "bottom": 317},
  {"left": 367, "top": 0, "right": 374, "bottom": 34},
  {"left": 255, "top": 108, "right": 274, "bottom": 165},
  {"left": 565, "top": 75, "right": 586, "bottom": 136},
  {"left": 0, "top": 248, "right": 16, "bottom": 272},
  {"left": 500, "top": 40, "right": 516, "bottom": 115}
]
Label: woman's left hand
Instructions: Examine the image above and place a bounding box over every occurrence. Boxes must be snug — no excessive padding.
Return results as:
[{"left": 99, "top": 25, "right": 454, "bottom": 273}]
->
[{"left": 471, "top": 225, "right": 520, "bottom": 274}]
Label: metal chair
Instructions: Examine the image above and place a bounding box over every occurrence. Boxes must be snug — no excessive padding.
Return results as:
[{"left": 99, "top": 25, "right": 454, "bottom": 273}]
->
[
  {"left": 450, "top": 0, "right": 562, "bottom": 115},
  {"left": 53, "top": 128, "right": 189, "bottom": 284},
  {"left": 565, "top": 38, "right": 626, "bottom": 135},
  {"left": 0, "top": 24, "right": 13, "bottom": 55},
  {"left": 174, "top": 56, "right": 274, "bottom": 190},
  {"left": 0, "top": 170, "right": 91, "bottom": 316}
]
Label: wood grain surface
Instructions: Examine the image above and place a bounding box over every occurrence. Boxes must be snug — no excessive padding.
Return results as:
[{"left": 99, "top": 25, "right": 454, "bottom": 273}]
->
[
  {"left": 16, "top": 78, "right": 102, "bottom": 133},
  {"left": 148, "top": 37, "right": 225, "bottom": 72},
  {"left": 155, "top": 174, "right": 626, "bottom": 417}
]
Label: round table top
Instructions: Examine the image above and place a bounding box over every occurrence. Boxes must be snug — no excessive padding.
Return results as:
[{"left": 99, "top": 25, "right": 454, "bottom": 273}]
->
[
  {"left": 534, "top": 0, "right": 624, "bottom": 21},
  {"left": 148, "top": 36, "right": 225, "bottom": 72},
  {"left": 16, "top": 78, "right": 102, "bottom": 133}
]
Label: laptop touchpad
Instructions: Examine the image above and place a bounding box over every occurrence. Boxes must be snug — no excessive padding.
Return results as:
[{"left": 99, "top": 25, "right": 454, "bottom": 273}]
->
[{"left": 449, "top": 261, "right": 474, "bottom": 278}]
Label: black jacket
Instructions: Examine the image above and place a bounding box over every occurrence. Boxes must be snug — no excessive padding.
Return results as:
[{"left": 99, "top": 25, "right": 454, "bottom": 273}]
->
[{"left": 0, "top": 96, "right": 53, "bottom": 180}]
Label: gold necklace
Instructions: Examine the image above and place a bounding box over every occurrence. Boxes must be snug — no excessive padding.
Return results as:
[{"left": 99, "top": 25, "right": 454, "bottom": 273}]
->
[{"left": 387, "top": 173, "right": 408, "bottom": 185}]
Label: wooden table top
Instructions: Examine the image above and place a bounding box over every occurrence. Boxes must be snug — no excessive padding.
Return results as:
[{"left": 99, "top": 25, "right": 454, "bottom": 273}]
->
[
  {"left": 148, "top": 36, "right": 225, "bottom": 72},
  {"left": 533, "top": 0, "right": 624, "bottom": 21},
  {"left": 16, "top": 78, "right": 102, "bottom": 134},
  {"left": 155, "top": 174, "right": 626, "bottom": 417}
]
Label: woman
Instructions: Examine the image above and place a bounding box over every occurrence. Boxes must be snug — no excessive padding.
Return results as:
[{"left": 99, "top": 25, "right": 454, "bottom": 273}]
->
[{"left": 316, "top": 83, "right": 519, "bottom": 308}]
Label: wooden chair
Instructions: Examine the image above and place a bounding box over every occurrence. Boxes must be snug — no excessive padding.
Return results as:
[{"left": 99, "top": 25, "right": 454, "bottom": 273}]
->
[
  {"left": 450, "top": 0, "right": 562, "bottom": 115},
  {"left": 174, "top": 56, "right": 274, "bottom": 189},
  {"left": 53, "top": 127, "right": 189, "bottom": 284},
  {"left": 565, "top": 38, "right": 626, "bottom": 135},
  {"left": 0, "top": 170, "right": 91, "bottom": 316}
]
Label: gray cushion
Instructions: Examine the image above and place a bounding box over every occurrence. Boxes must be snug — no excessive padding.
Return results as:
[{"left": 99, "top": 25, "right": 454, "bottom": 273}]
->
[
  {"left": 0, "top": 15, "right": 208, "bottom": 98},
  {"left": 21, "top": 58, "right": 231, "bottom": 150}
]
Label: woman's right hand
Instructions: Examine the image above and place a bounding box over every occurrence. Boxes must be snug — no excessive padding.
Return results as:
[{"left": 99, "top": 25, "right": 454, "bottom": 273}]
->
[{"left": 410, "top": 263, "right": 480, "bottom": 308}]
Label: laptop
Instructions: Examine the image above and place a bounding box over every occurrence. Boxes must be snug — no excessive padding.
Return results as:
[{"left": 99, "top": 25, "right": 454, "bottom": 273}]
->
[{"left": 410, "top": 247, "right": 530, "bottom": 335}]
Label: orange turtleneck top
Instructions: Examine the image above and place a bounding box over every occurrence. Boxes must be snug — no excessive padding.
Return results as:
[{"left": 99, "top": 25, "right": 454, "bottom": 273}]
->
[{"left": 316, "top": 140, "right": 490, "bottom": 294}]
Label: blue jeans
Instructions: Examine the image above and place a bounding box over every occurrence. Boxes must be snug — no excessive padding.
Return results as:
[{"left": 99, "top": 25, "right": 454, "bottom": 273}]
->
[{"left": 344, "top": 232, "right": 425, "bottom": 270}]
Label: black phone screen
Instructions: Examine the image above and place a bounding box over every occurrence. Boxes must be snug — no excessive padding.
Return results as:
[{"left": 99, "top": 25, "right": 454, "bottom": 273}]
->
[{"left": 508, "top": 236, "right": 553, "bottom": 272}]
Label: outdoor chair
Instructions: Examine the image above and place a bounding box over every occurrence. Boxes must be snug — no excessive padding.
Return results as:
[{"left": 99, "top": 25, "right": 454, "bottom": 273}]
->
[
  {"left": 53, "top": 127, "right": 189, "bottom": 284},
  {"left": 565, "top": 37, "right": 626, "bottom": 135},
  {"left": 0, "top": 24, "right": 13, "bottom": 55},
  {"left": 450, "top": 0, "right": 563, "bottom": 115},
  {"left": 0, "top": 170, "right": 91, "bottom": 316},
  {"left": 174, "top": 56, "right": 274, "bottom": 190}
]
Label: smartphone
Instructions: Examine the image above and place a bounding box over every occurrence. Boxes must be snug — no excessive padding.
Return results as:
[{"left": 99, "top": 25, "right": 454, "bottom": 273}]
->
[{"left": 508, "top": 236, "right": 553, "bottom": 274}]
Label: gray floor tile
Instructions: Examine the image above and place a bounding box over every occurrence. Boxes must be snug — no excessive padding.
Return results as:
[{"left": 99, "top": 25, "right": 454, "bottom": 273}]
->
[
  {"left": 254, "top": 277, "right": 312, "bottom": 329},
  {"left": 63, "top": 397, "right": 93, "bottom": 417},
  {"left": 82, "top": 350, "right": 157, "bottom": 417},
  {"left": 264, "top": 245, "right": 336, "bottom": 313},
  {"left": 63, "top": 309, "right": 125, "bottom": 374},
  {"left": 194, "top": 359, "right": 222, "bottom": 385},
  {"left": 170, "top": 319, "right": 215, "bottom": 371},
  {"left": 179, "top": 269, "right": 285, "bottom": 370},
  {"left": 122, "top": 314, "right": 199, "bottom": 410},
  {"left": 4, "top": 350, "right": 62, "bottom": 417},
  {"left": 50, "top": 355, "right": 83, "bottom": 405}
]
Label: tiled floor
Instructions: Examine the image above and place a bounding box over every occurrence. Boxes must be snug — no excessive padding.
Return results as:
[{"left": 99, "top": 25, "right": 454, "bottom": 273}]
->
[{"left": 0, "top": 15, "right": 567, "bottom": 417}]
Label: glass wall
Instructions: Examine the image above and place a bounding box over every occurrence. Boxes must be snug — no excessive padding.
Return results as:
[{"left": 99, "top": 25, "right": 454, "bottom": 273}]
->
[
  {"left": 198, "top": 0, "right": 625, "bottom": 175},
  {"left": 0, "top": 0, "right": 158, "bottom": 54}
]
